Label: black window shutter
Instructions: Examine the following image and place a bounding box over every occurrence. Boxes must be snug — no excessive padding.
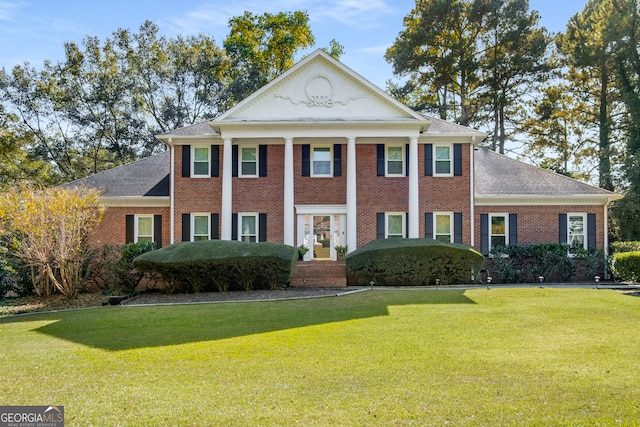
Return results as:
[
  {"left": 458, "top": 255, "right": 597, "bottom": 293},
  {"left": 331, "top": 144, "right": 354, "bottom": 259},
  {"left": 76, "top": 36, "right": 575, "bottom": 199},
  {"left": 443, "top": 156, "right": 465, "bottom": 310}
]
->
[
  {"left": 425, "top": 213, "right": 433, "bottom": 238},
  {"left": 259, "top": 213, "right": 267, "bottom": 242},
  {"left": 454, "top": 212, "right": 463, "bottom": 243},
  {"left": 376, "top": 213, "right": 385, "bottom": 239},
  {"left": 125, "top": 215, "right": 134, "bottom": 244},
  {"left": 302, "top": 144, "right": 310, "bottom": 176},
  {"left": 211, "top": 145, "right": 219, "bottom": 177},
  {"left": 587, "top": 213, "right": 596, "bottom": 248},
  {"left": 454, "top": 144, "right": 463, "bottom": 176},
  {"left": 182, "top": 213, "right": 191, "bottom": 242},
  {"left": 210, "top": 213, "right": 219, "bottom": 240},
  {"left": 405, "top": 212, "right": 409, "bottom": 238},
  {"left": 425, "top": 144, "right": 433, "bottom": 176},
  {"left": 480, "top": 214, "right": 489, "bottom": 255},
  {"left": 232, "top": 214, "right": 238, "bottom": 241},
  {"left": 559, "top": 214, "right": 568, "bottom": 244},
  {"left": 376, "top": 144, "right": 385, "bottom": 176},
  {"left": 333, "top": 144, "right": 342, "bottom": 177},
  {"left": 182, "top": 145, "right": 191, "bottom": 177},
  {"left": 509, "top": 214, "right": 518, "bottom": 246},
  {"left": 259, "top": 145, "right": 267, "bottom": 177},
  {"left": 232, "top": 145, "right": 238, "bottom": 177},
  {"left": 154, "top": 215, "right": 162, "bottom": 248},
  {"left": 405, "top": 144, "right": 410, "bottom": 176}
]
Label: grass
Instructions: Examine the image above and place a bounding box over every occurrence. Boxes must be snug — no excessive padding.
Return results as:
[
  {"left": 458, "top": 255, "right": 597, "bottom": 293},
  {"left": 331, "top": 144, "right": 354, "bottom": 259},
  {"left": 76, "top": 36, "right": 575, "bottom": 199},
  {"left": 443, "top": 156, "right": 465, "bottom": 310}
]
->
[{"left": 1, "top": 288, "right": 639, "bottom": 425}]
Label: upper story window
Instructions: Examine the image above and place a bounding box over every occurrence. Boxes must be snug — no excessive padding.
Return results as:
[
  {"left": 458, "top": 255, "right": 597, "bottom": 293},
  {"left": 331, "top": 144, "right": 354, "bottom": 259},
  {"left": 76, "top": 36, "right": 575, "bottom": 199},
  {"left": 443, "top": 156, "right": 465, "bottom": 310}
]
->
[
  {"left": 135, "top": 215, "right": 153, "bottom": 243},
  {"left": 192, "top": 213, "right": 210, "bottom": 241},
  {"left": 434, "top": 212, "right": 453, "bottom": 243},
  {"left": 312, "top": 146, "right": 332, "bottom": 177},
  {"left": 434, "top": 145, "right": 452, "bottom": 176},
  {"left": 386, "top": 146, "right": 405, "bottom": 177},
  {"left": 192, "top": 146, "right": 210, "bottom": 177},
  {"left": 567, "top": 213, "right": 587, "bottom": 249},
  {"left": 241, "top": 147, "right": 258, "bottom": 177},
  {"left": 489, "top": 214, "right": 508, "bottom": 249},
  {"left": 386, "top": 213, "right": 405, "bottom": 238}
]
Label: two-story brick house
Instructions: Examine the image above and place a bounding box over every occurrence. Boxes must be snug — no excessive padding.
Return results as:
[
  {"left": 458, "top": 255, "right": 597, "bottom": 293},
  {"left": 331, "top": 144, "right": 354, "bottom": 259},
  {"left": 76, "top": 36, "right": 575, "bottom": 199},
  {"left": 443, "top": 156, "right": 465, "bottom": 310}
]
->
[{"left": 74, "top": 49, "right": 621, "bottom": 261}]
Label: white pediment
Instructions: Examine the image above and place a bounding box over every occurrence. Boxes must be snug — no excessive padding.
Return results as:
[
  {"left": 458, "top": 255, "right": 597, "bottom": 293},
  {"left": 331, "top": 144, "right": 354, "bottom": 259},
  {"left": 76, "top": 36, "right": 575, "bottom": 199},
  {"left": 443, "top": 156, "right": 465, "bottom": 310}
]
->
[{"left": 216, "top": 49, "right": 424, "bottom": 123}]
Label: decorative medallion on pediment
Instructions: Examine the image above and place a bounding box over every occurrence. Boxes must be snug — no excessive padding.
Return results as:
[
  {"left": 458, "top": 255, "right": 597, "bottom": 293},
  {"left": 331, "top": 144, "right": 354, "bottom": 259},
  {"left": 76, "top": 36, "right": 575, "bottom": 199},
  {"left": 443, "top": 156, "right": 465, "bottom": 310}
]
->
[{"left": 275, "top": 74, "right": 362, "bottom": 107}]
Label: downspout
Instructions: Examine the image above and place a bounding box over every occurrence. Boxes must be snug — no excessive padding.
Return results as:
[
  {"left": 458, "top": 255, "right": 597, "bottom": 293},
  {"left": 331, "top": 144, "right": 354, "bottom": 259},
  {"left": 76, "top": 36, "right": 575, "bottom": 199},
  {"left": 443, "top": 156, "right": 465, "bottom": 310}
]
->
[
  {"left": 169, "top": 140, "right": 175, "bottom": 244},
  {"left": 470, "top": 137, "right": 476, "bottom": 248},
  {"left": 604, "top": 199, "right": 610, "bottom": 279}
]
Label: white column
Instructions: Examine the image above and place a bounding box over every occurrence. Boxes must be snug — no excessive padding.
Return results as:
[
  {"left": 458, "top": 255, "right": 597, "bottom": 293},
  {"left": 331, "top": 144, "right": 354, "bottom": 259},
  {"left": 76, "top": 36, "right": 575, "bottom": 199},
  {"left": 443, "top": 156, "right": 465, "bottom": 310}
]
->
[
  {"left": 221, "top": 138, "right": 233, "bottom": 240},
  {"left": 169, "top": 140, "right": 175, "bottom": 244},
  {"left": 283, "top": 137, "right": 295, "bottom": 246},
  {"left": 408, "top": 136, "right": 419, "bottom": 238},
  {"left": 346, "top": 137, "right": 357, "bottom": 253}
]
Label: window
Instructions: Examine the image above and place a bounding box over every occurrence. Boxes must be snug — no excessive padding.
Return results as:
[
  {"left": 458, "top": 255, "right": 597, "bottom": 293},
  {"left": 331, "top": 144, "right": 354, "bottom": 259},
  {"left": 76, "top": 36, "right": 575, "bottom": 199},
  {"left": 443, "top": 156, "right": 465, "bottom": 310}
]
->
[
  {"left": 386, "top": 213, "right": 405, "bottom": 238},
  {"left": 567, "top": 213, "right": 586, "bottom": 249},
  {"left": 192, "top": 214, "right": 210, "bottom": 241},
  {"left": 434, "top": 213, "right": 453, "bottom": 243},
  {"left": 239, "top": 213, "right": 258, "bottom": 242},
  {"left": 434, "top": 145, "right": 452, "bottom": 176},
  {"left": 192, "top": 146, "right": 209, "bottom": 177},
  {"left": 312, "top": 146, "right": 332, "bottom": 176},
  {"left": 240, "top": 147, "right": 257, "bottom": 177},
  {"left": 386, "top": 146, "right": 404, "bottom": 176},
  {"left": 135, "top": 215, "right": 153, "bottom": 243},
  {"left": 489, "top": 214, "right": 508, "bottom": 249}
]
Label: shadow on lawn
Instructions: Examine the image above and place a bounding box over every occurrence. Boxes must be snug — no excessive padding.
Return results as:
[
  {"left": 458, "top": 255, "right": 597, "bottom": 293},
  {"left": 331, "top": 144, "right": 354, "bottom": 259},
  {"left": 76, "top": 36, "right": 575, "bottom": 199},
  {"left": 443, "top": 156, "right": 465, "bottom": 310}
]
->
[{"left": 10, "top": 290, "right": 475, "bottom": 351}]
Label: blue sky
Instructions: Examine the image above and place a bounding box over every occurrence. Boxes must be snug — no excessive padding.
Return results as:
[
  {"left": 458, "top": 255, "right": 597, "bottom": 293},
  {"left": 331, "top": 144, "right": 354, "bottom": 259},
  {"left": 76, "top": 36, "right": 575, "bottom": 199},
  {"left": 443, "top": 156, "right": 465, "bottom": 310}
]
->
[{"left": 0, "top": 0, "right": 587, "bottom": 88}]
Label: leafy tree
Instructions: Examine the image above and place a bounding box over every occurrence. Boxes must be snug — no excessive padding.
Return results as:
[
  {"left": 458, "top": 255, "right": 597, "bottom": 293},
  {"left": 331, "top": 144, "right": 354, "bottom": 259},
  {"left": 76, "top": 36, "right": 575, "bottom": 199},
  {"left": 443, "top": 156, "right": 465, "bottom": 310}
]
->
[
  {"left": 385, "top": 0, "right": 483, "bottom": 125},
  {"left": 223, "top": 11, "right": 315, "bottom": 105},
  {"left": 0, "top": 185, "right": 104, "bottom": 297},
  {"left": 557, "top": 0, "right": 622, "bottom": 191},
  {"left": 476, "top": 0, "right": 551, "bottom": 154}
]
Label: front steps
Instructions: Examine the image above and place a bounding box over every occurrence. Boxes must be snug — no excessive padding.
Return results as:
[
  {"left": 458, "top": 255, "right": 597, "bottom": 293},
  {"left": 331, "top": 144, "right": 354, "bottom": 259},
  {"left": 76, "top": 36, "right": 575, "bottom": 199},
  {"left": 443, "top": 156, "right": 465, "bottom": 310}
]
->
[{"left": 290, "top": 260, "right": 347, "bottom": 288}]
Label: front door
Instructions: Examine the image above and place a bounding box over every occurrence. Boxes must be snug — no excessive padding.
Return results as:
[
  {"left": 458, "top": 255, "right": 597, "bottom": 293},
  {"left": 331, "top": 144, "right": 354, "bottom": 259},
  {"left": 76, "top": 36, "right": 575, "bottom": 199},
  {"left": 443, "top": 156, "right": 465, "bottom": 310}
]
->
[{"left": 297, "top": 213, "right": 346, "bottom": 261}]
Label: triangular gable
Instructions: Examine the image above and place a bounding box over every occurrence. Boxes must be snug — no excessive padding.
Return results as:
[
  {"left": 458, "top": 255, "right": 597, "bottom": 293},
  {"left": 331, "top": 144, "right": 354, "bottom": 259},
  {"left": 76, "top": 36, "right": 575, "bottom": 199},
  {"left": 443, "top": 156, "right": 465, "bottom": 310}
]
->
[{"left": 215, "top": 49, "right": 425, "bottom": 123}]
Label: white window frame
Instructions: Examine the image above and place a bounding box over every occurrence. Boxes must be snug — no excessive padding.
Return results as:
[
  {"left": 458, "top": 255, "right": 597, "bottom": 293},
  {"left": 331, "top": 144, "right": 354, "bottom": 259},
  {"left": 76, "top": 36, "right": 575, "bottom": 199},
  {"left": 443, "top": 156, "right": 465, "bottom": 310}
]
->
[
  {"left": 567, "top": 212, "right": 587, "bottom": 250},
  {"left": 191, "top": 213, "right": 210, "bottom": 241},
  {"left": 238, "top": 213, "right": 259, "bottom": 242},
  {"left": 311, "top": 145, "right": 333, "bottom": 177},
  {"left": 386, "top": 145, "right": 405, "bottom": 177},
  {"left": 489, "top": 213, "right": 509, "bottom": 251},
  {"left": 135, "top": 214, "right": 154, "bottom": 243},
  {"left": 239, "top": 146, "right": 258, "bottom": 178},
  {"left": 385, "top": 212, "right": 405, "bottom": 238},
  {"left": 433, "top": 212, "right": 454, "bottom": 243},
  {"left": 191, "top": 146, "right": 210, "bottom": 178},
  {"left": 433, "top": 144, "right": 453, "bottom": 177}
]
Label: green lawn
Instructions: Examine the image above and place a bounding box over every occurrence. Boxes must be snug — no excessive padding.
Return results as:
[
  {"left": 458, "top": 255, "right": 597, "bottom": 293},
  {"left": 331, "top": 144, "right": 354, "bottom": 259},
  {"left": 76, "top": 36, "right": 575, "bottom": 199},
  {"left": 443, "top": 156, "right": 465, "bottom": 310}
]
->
[{"left": 1, "top": 289, "right": 639, "bottom": 426}]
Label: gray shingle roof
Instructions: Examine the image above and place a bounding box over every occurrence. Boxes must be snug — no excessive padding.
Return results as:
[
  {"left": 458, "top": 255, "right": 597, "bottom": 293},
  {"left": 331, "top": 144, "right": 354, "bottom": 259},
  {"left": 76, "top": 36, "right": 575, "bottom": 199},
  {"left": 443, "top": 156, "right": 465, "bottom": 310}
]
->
[
  {"left": 62, "top": 151, "right": 169, "bottom": 197},
  {"left": 157, "top": 121, "right": 217, "bottom": 137},
  {"left": 474, "top": 148, "right": 617, "bottom": 198}
]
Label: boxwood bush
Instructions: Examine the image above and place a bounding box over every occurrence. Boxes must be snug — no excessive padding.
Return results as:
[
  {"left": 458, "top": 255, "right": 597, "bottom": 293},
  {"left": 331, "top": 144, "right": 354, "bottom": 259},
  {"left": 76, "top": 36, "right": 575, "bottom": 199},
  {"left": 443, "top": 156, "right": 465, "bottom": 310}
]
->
[
  {"left": 133, "top": 240, "right": 297, "bottom": 293},
  {"left": 611, "top": 251, "right": 640, "bottom": 283},
  {"left": 346, "top": 238, "right": 484, "bottom": 286}
]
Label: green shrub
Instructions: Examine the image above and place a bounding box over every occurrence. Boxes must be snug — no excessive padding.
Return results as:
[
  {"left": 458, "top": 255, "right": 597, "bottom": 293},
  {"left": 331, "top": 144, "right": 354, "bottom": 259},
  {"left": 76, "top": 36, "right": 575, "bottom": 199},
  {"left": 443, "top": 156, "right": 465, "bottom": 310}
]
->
[
  {"left": 133, "top": 240, "right": 297, "bottom": 293},
  {"left": 611, "top": 251, "right": 640, "bottom": 282},
  {"left": 612, "top": 241, "right": 640, "bottom": 253},
  {"left": 90, "top": 242, "right": 157, "bottom": 293},
  {"left": 346, "top": 238, "right": 484, "bottom": 286},
  {"left": 488, "top": 244, "right": 604, "bottom": 283}
]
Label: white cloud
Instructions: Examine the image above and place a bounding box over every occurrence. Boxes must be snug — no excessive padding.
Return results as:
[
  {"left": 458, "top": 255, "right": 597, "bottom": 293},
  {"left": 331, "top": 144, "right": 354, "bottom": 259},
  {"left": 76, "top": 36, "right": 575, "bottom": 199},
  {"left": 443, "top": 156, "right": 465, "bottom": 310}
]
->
[
  {"left": 0, "top": 1, "right": 22, "bottom": 21},
  {"left": 313, "top": 0, "right": 396, "bottom": 29}
]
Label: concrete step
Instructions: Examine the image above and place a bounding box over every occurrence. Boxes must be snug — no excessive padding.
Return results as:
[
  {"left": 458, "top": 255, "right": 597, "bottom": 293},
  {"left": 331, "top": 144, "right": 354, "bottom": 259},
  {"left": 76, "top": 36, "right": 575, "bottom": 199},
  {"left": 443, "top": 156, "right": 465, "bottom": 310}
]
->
[{"left": 290, "top": 260, "right": 347, "bottom": 288}]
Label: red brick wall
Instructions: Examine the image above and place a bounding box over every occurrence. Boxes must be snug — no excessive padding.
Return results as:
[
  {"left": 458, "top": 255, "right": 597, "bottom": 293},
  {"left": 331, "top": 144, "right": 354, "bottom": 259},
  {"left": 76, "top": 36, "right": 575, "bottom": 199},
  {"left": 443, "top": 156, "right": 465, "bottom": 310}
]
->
[
  {"left": 91, "top": 206, "right": 170, "bottom": 248},
  {"left": 474, "top": 205, "right": 606, "bottom": 250}
]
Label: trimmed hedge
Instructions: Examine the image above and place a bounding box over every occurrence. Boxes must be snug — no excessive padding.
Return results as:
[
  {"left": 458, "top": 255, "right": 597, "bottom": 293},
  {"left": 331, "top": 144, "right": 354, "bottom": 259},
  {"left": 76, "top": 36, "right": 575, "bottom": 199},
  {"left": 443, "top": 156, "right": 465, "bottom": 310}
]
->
[
  {"left": 611, "top": 251, "right": 640, "bottom": 283},
  {"left": 612, "top": 241, "right": 640, "bottom": 253},
  {"left": 133, "top": 240, "right": 298, "bottom": 293},
  {"left": 346, "top": 238, "right": 484, "bottom": 286}
]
